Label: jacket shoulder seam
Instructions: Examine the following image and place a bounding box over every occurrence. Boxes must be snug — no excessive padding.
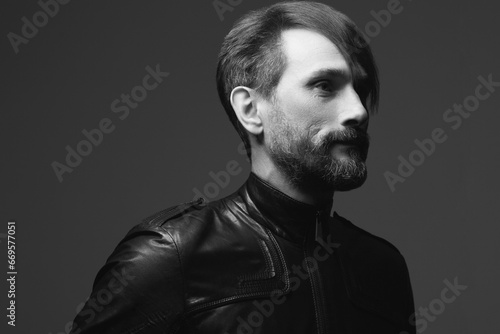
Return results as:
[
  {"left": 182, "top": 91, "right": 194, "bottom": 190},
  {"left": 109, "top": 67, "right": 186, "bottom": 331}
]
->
[
  {"left": 122, "top": 198, "right": 206, "bottom": 239},
  {"left": 148, "top": 197, "right": 205, "bottom": 226}
]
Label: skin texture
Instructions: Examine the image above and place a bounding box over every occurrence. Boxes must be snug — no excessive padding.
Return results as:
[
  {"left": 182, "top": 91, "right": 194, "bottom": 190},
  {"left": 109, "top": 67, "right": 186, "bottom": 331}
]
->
[{"left": 231, "top": 28, "right": 369, "bottom": 206}]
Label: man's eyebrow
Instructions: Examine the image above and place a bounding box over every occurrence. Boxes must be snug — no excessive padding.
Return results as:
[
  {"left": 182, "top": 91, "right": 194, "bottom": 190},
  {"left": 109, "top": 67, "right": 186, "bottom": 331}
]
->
[{"left": 305, "top": 68, "right": 352, "bottom": 82}]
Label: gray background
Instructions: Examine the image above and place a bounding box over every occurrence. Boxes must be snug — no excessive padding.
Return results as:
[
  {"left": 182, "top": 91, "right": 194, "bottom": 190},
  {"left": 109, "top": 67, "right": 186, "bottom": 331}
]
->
[{"left": 1, "top": 0, "right": 499, "bottom": 333}]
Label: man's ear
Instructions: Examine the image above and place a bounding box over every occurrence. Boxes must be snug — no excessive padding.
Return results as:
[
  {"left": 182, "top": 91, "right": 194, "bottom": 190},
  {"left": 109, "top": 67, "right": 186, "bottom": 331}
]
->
[{"left": 230, "top": 86, "right": 263, "bottom": 136}]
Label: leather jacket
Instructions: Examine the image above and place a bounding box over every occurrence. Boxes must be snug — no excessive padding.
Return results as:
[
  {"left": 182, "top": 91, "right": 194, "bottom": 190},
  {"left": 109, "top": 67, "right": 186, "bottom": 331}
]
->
[{"left": 70, "top": 172, "right": 416, "bottom": 334}]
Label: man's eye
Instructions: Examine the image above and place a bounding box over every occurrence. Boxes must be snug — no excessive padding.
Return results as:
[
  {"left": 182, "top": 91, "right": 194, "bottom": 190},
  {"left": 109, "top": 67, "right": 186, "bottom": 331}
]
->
[{"left": 314, "top": 81, "right": 332, "bottom": 92}]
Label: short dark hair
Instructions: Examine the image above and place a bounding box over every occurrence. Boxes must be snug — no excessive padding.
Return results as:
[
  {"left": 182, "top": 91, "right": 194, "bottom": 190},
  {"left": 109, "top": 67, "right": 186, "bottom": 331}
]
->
[{"left": 216, "top": 1, "right": 379, "bottom": 160}]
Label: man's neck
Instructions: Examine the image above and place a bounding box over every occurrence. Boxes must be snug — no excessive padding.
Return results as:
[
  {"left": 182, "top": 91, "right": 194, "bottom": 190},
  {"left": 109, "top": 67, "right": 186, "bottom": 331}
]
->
[{"left": 251, "top": 158, "right": 334, "bottom": 208}]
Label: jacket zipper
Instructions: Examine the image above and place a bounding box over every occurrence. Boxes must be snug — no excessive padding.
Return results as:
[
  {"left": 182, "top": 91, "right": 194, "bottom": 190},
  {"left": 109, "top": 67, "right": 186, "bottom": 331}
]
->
[
  {"left": 309, "top": 210, "right": 327, "bottom": 334},
  {"left": 315, "top": 210, "right": 323, "bottom": 244}
]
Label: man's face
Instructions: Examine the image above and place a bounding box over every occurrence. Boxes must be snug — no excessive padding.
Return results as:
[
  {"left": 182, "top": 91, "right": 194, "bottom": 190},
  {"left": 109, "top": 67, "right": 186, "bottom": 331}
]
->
[{"left": 263, "top": 28, "right": 370, "bottom": 191}]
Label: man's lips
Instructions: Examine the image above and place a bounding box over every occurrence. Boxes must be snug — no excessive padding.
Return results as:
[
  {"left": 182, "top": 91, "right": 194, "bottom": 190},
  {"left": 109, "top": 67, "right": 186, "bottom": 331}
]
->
[
  {"left": 321, "top": 129, "right": 370, "bottom": 153},
  {"left": 330, "top": 140, "right": 366, "bottom": 148}
]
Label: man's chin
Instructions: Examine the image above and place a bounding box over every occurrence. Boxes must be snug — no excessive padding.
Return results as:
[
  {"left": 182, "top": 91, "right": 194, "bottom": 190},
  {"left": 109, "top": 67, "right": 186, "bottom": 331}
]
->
[
  {"left": 298, "top": 166, "right": 368, "bottom": 192},
  {"left": 320, "top": 159, "right": 368, "bottom": 192},
  {"left": 270, "top": 144, "right": 369, "bottom": 191},
  {"left": 330, "top": 172, "right": 368, "bottom": 191}
]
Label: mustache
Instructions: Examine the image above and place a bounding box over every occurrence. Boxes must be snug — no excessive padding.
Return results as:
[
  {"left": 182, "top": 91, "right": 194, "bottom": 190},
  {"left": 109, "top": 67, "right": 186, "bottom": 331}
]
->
[{"left": 319, "top": 128, "right": 370, "bottom": 151}]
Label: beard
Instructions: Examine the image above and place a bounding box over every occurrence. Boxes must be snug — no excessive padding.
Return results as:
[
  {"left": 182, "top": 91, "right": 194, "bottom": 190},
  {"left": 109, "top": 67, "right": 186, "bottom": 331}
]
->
[{"left": 266, "top": 108, "right": 370, "bottom": 192}]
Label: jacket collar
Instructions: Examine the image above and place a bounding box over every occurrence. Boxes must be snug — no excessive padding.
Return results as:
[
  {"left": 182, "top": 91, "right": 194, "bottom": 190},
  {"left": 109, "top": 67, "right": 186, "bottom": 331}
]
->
[{"left": 242, "top": 171, "right": 333, "bottom": 243}]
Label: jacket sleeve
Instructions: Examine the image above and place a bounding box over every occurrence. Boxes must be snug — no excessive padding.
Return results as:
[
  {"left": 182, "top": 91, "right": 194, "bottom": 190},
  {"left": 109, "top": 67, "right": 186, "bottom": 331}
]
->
[{"left": 69, "top": 224, "right": 185, "bottom": 334}]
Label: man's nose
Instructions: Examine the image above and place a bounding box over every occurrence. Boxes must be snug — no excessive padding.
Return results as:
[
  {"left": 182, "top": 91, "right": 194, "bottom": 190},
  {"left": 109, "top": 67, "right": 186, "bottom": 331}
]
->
[{"left": 338, "top": 86, "right": 369, "bottom": 130}]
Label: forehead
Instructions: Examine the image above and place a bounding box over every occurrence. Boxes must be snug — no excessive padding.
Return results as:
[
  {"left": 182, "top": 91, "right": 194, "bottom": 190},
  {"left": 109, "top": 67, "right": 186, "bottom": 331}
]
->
[{"left": 279, "top": 28, "right": 350, "bottom": 79}]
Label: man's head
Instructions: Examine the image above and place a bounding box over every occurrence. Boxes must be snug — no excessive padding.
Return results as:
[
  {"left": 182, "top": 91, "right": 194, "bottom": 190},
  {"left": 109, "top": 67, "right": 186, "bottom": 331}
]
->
[{"left": 217, "top": 1, "right": 379, "bottom": 192}]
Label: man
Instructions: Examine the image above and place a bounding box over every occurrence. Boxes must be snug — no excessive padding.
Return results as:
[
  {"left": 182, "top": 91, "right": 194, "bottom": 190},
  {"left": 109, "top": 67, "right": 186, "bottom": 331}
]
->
[{"left": 71, "top": 1, "right": 415, "bottom": 333}]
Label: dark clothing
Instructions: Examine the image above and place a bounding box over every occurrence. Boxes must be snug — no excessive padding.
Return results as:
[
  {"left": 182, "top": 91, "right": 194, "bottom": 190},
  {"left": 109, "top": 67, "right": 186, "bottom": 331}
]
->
[{"left": 71, "top": 172, "right": 416, "bottom": 333}]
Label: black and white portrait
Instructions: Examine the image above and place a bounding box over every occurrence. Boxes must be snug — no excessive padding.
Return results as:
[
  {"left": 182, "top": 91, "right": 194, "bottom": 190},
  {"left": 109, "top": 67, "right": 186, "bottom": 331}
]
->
[{"left": 2, "top": 1, "right": 499, "bottom": 333}]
